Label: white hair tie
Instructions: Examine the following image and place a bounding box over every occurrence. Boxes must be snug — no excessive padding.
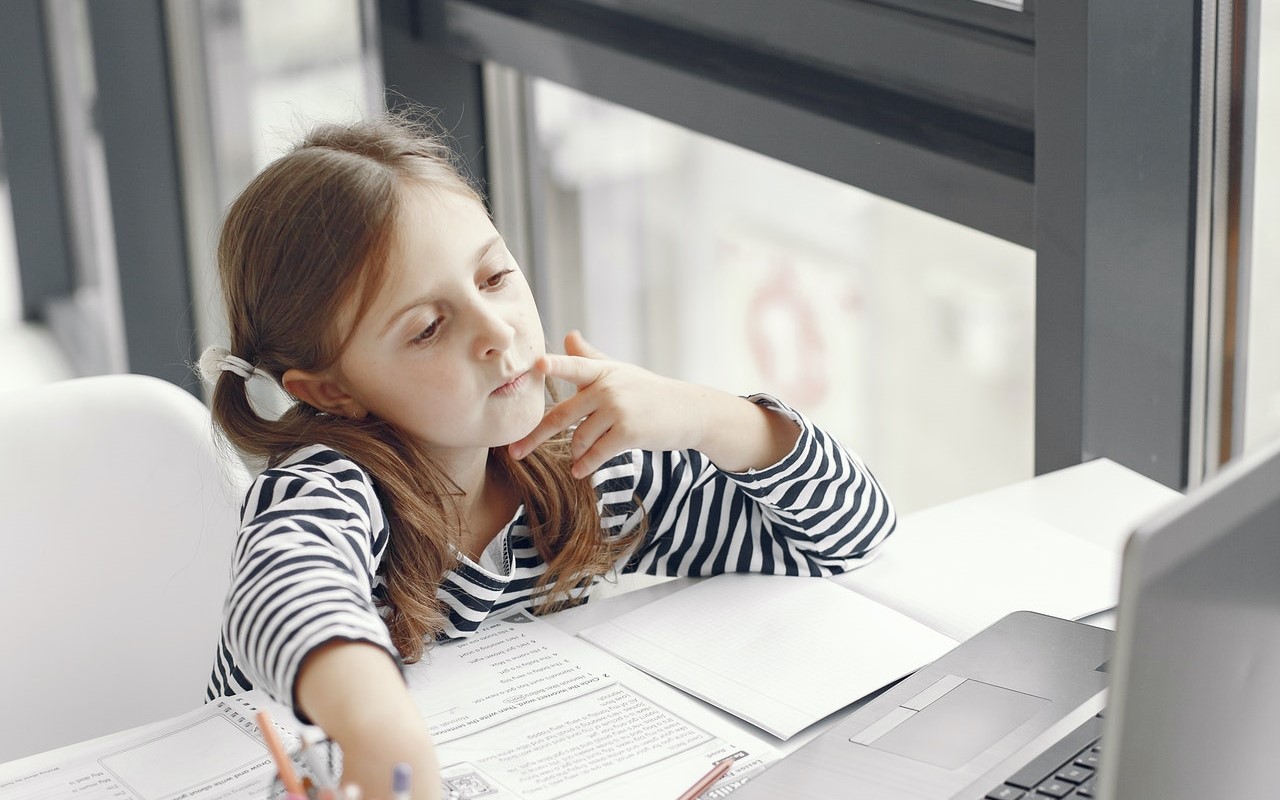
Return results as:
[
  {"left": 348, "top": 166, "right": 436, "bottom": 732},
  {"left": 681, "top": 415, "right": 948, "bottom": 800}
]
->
[{"left": 198, "top": 345, "right": 259, "bottom": 383}]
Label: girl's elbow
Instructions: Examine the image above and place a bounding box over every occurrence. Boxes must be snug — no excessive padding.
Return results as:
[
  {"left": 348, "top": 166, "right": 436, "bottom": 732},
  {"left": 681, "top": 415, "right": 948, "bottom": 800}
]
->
[{"left": 844, "top": 506, "right": 898, "bottom": 564}]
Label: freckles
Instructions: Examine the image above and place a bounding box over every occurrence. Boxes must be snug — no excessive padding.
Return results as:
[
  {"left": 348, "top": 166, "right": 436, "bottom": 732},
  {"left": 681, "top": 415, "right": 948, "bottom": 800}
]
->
[{"left": 522, "top": 313, "right": 547, "bottom": 347}]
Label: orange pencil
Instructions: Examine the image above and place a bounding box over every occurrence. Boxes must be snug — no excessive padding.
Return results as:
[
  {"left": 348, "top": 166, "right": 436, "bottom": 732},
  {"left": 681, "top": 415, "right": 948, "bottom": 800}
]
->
[
  {"left": 257, "top": 710, "right": 305, "bottom": 797},
  {"left": 676, "top": 755, "right": 739, "bottom": 800}
]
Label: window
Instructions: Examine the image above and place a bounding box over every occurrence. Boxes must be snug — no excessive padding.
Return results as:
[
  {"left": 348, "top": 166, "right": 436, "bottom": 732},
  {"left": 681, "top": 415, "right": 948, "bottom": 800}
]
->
[
  {"left": 528, "top": 80, "right": 1035, "bottom": 512},
  {"left": 174, "top": 0, "right": 379, "bottom": 369}
]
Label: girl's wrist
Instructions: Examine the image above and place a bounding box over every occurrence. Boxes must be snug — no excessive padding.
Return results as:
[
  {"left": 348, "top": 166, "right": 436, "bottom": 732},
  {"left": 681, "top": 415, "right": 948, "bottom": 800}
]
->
[{"left": 695, "top": 391, "right": 799, "bottom": 473}]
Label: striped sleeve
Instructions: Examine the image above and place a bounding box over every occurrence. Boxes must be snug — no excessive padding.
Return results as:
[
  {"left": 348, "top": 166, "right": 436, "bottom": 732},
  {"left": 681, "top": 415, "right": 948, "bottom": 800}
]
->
[
  {"left": 623, "top": 394, "right": 895, "bottom": 578},
  {"left": 216, "top": 447, "right": 398, "bottom": 711}
]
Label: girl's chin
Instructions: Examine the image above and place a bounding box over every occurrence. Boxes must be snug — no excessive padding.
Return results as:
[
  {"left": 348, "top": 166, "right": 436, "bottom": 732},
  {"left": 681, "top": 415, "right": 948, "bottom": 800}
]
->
[{"left": 496, "top": 407, "right": 547, "bottom": 449}]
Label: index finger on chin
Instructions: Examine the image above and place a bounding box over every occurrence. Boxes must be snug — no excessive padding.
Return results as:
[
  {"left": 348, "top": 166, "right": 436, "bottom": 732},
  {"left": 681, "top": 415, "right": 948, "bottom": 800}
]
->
[{"left": 509, "top": 396, "right": 583, "bottom": 459}]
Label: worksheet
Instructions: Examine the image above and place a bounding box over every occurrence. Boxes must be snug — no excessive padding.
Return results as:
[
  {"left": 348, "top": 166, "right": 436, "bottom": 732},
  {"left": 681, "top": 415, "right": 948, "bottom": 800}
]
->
[
  {"left": 0, "top": 694, "right": 288, "bottom": 800},
  {"left": 407, "top": 611, "right": 777, "bottom": 799},
  {"left": 0, "top": 614, "right": 775, "bottom": 800}
]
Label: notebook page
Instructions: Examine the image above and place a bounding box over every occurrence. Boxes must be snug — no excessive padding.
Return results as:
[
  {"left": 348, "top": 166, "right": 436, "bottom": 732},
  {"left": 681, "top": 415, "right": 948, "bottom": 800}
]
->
[
  {"left": 579, "top": 573, "right": 956, "bottom": 740},
  {"left": 829, "top": 505, "right": 1121, "bottom": 642}
]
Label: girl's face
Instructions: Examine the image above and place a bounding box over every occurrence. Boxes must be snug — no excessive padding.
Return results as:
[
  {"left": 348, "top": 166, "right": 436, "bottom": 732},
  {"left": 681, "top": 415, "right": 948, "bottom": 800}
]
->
[{"left": 334, "top": 186, "right": 547, "bottom": 459}]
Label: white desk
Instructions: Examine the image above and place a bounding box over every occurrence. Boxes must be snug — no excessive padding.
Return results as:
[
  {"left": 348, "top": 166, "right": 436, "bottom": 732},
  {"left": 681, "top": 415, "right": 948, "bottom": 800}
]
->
[
  {"left": 544, "top": 457, "right": 1180, "bottom": 756},
  {"left": 554, "top": 457, "right": 1178, "bottom": 633},
  {"left": 0, "top": 458, "right": 1180, "bottom": 797}
]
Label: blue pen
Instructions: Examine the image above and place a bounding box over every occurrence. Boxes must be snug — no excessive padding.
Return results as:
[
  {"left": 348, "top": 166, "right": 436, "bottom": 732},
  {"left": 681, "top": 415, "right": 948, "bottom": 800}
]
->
[{"left": 392, "top": 762, "right": 412, "bottom": 800}]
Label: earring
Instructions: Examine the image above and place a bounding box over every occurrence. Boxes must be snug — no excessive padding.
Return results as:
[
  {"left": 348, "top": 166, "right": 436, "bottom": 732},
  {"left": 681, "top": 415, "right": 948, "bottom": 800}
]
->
[{"left": 341, "top": 402, "right": 369, "bottom": 420}]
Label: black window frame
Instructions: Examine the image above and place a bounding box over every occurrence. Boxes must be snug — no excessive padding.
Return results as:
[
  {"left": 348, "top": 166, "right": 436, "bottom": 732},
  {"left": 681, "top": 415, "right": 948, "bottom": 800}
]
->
[{"left": 379, "top": 0, "right": 1204, "bottom": 489}]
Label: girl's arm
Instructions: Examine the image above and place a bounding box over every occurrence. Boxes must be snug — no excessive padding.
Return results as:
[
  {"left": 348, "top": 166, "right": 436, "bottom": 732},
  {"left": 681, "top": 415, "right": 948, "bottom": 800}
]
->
[
  {"left": 511, "top": 332, "right": 894, "bottom": 576},
  {"left": 619, "top": 406, "right": 894, "bottom": 577},
  {"left": 296, "top": 641, "right": 441, "bottom": 800},
  {"left": 676, "top": 385, "right": 802, "bottom": 473},
  {"left": 217, "top": 450, "right": 442, "bottom": 796}
]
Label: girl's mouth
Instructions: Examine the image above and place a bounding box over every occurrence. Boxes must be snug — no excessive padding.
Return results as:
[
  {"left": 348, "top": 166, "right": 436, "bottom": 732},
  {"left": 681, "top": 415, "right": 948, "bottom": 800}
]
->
[{"left": 491, "top": 371, "right": 529, "bottom": 397}]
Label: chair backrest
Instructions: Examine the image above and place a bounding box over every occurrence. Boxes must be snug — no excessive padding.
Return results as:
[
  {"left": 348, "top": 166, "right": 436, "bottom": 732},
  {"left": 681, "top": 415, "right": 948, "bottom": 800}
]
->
[{"left": 0, "top": 375, "right": 250, "bottom": 762}]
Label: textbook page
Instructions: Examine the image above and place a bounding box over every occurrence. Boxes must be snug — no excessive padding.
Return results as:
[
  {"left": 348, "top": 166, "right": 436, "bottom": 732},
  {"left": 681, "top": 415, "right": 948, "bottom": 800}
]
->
[
  {"left": 578, "top": 573, "right": 957, "bottom": 740},
  {"left": 829, "top": 505, "right": 1122, "bottom": 642},
  {"left": 406, "top": 611, "right": 777, "bottom": 799},
  {"left": 0, "top": 692, "right": 291, "bottom": 800}
]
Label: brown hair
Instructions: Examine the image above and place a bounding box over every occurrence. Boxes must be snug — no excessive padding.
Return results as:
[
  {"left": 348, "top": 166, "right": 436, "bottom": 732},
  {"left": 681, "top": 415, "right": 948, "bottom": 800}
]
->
[{"left": 208, "top": 115, "right": 642, "bottom": 662}]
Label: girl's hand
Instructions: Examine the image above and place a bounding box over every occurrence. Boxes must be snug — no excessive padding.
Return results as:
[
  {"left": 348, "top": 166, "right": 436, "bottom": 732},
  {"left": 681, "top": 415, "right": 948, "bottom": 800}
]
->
[
  {"left": 508, "top": 331, "right": 703, "bottom": 477},
  {"left": 296, "top": 641, "right": 442, "bottom": 800},
  {"left": 508, "top": 331, "right": 798, "bottom": 477}
]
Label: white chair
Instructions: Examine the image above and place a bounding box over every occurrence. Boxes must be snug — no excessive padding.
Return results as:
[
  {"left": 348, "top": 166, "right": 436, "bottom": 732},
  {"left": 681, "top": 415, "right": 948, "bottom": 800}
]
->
[{"left": 0, "top": 374, "right": 250, "bottom": 763}]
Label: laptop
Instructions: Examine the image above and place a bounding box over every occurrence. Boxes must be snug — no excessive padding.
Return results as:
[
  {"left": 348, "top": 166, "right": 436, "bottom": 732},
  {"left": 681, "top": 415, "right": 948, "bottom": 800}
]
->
[{"left": 732, "top": 438, "right": 1280, "bottom": 800}]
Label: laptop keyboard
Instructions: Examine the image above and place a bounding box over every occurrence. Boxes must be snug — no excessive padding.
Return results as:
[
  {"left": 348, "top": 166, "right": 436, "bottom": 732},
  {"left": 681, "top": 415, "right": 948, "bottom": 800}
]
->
[{"left": 984, "top": 713, "right": 1105, "bottom": 800}]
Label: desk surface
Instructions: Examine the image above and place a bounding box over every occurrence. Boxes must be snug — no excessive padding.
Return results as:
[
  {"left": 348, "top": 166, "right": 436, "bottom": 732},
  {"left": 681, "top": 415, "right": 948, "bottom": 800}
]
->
[
  {"left": 0, "top": 457, "right": 1182, "bottom": 792},
  {"left": 544, "top": 457, "right": 1180, "bottom": 757},
  {"left": 554, "top": 456, "right": 1180, "bottom": 634}
]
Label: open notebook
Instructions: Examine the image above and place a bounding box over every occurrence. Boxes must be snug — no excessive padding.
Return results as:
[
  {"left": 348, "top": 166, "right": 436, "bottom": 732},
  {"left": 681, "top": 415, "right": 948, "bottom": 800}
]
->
[{"left": 579, "top": 508, "right": 1121, "bottom": 740}]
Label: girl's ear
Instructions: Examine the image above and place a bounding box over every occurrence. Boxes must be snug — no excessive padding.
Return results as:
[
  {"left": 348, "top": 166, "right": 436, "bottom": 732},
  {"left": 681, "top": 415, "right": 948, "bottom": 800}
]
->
[{"left": 282, "top": 368, "right": 369, "bottom": 419}]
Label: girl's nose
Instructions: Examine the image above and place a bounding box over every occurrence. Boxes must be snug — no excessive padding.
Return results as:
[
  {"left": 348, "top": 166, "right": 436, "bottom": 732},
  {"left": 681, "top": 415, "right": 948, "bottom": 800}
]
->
[{"left": 473, "top": 302, "right": 516, "bottom": 359}]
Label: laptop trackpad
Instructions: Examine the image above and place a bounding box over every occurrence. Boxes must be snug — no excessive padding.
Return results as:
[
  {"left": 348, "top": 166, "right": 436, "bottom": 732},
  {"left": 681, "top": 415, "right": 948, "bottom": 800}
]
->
[{"left": 860, "top": 679, "right": 1048, "bottom": 770}]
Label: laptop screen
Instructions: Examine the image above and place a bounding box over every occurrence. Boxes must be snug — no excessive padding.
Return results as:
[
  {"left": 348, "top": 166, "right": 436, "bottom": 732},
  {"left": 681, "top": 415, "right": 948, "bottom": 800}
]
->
[{"left": 1103, "top": 438, "right": 1280, "bottom": 799}]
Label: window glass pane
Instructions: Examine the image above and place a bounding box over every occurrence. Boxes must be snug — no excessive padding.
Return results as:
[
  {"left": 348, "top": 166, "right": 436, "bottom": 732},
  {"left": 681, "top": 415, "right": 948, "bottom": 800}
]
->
[
  {"left": 529, "top": 79, "right": 1035, "bottom": 513},
  {"left": 185, "top": 0, "right": 375, "bottom": 411},
  {"left": 241, "top": 0, "right": 369, "bottom": 167},
  {"left": 1244, "top": 6, "right": 1280, "bottom": 453},
  {"left": 203, "top": 0, "right": 372, "bottom": 195}
]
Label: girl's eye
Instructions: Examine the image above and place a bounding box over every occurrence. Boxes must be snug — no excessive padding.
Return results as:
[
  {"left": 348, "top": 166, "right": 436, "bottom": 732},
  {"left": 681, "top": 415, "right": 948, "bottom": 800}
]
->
[
  {"left": 483, "top": 268, "right": 514, "bottom": 289},
  {"left": 412, "top": 317, "right": 442, "bottom": 345}
]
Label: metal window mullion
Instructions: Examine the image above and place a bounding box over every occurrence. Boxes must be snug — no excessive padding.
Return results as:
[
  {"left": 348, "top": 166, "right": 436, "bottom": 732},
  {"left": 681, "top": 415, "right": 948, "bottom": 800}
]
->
[
  {"left": 1199, "top": 0, "right": 1258, "bottom": 479},
  {"left": 0, "top": 0, "right": 75, "bottom": 323},
  {"left": 86, "top": 0, "right": 197, "bottom": 393},
  {"left": 1193, "top": 0, "right": 1231, "bottom": 487},
  {"left": 481, "top": 62, "right": 534, "bottom": 283},
  {"left": 164, "top": 0, "right": 224, "bottom": 380},
  {"left": 1032, "top": 0, "right": 1088, "bottom": 479},
  {"left": 1035, "top": 0, "right": 1202, "bottom": 489},
  {"left": 1230, "top": 0, "right": 1261, "bottom": 458}
]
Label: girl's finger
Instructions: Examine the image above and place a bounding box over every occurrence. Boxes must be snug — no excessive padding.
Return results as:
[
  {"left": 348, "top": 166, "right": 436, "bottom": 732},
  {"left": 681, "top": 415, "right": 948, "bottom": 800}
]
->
[
  {"left": 509, "top": 394, "right": 592, "bottom": 459},
  {"left": 536, "top": 353, "right": 605, "bottom": 389},
  {"left": 566, "top": 406, "right": 615, "bottom": 462},
  {"left": 572, "top": 426, "right": 630, "bottom": 479}
]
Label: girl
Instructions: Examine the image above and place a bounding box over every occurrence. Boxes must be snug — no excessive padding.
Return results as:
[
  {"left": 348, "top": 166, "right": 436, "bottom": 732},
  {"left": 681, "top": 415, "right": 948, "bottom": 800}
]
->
[{"left": 200, "top": 115, "right": 895, "bottom": 799}]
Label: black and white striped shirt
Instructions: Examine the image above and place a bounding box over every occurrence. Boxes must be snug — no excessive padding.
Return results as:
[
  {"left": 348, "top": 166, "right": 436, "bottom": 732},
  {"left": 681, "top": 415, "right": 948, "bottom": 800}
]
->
[{"left": 206, "top": 397, "right": 895, "bottom": 709}]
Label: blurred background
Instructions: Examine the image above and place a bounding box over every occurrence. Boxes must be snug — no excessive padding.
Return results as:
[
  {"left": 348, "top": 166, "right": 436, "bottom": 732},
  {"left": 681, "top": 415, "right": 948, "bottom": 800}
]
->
[{"left": 0, "top": 0, "right": 1273, "bottom": 513}]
